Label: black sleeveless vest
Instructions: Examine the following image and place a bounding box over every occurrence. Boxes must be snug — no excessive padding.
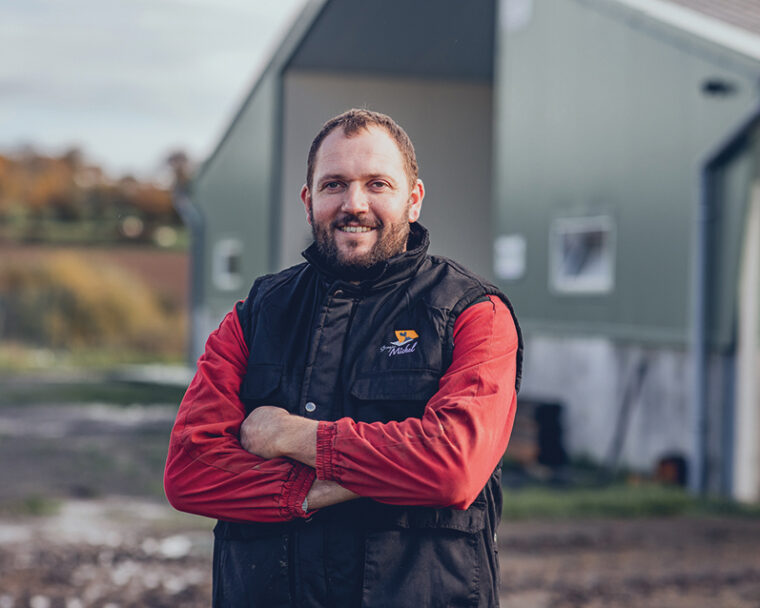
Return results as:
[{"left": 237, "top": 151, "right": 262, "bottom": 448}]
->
[{"left": 213, "top": 224, "right": 523, "bottom": 608}]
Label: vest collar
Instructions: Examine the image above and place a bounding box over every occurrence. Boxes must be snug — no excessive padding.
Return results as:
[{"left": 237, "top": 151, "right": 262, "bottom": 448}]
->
[{"left": 302, "top": 222, "right": 430, "bottom": 291}]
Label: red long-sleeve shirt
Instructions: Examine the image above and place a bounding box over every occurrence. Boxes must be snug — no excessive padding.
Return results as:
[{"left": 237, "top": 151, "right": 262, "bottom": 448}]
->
[{"left": 164, "top": 295, "right": 518, "bottom": 523}]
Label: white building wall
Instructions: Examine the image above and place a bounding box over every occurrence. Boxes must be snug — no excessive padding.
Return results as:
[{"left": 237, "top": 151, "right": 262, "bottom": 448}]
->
[
  {"left": 520, "top": 336, "right": 696, "bottom": 472},
  {"left": 734, "top": 184, "right": 760, "bottom": 501}
]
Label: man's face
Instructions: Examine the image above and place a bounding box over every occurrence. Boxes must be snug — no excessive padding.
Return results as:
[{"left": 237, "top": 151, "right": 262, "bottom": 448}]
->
[{"left": 301, "top": 126, "right": 424, "bottom": 270}]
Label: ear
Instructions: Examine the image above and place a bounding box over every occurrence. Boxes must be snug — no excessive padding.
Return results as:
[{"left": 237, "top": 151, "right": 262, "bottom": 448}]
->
[
  {"left": 300, "top": 184, "right": 312, "bottom": 225},
  {"left": 407, "top": 179, "right": 424, "bottom": 223}
]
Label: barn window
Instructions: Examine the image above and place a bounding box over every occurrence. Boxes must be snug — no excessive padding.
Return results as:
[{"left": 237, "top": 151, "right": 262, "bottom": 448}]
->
[
  {"left": 213, "top": 238, "right": 243, "bottom": 291},
  {"left": 500, "top": 0, "right": 533, "bottom": 32},
  {"left": 494, "top": 234, "right": 526, "bottom": 280},
  {"left": 550, "top": 216, "right": 615, "bottom": 294}
]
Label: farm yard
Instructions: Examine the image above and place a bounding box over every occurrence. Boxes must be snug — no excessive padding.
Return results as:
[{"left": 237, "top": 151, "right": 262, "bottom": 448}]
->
[
  {"left": 4, "top": 2, "right": 760, "bottom": 605},
  {"left": 0, "top": 377, "right": 758, "bottom": 607}
]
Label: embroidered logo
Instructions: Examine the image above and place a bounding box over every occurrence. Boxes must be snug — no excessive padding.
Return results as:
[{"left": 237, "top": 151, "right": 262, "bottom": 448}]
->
[{"left": 380, "top": 329, "right": 419, "bottom": 357}]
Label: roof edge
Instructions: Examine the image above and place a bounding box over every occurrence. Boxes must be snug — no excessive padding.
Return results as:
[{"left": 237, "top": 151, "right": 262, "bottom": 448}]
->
[
  {"left": 193, "top": 0, "right": 330, "bottom": 185},
  {"left": 613, "top": 0, "right": 760, "bottom": 62}
]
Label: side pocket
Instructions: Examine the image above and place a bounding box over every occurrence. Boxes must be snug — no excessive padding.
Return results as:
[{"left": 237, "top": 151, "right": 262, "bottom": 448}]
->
[
  {"left": 360, "top": 502, "right": 486, "bottom": 608},
  {"left": 212, "top": 532, "right": 291, "bottom": 608},
  {"left": 361, "top": 528, "right": 480, "bottom": 608}
]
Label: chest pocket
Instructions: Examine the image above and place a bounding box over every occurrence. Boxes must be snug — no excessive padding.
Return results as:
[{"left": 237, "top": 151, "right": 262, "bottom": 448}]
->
[{"left": 347, "top": 369, "right": 441, "bottom": 423}]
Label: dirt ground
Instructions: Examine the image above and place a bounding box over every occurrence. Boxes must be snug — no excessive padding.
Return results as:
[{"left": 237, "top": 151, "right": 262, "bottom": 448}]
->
[
  {"left": 499, "top": 517, "right": 760, "bottom": 608},
  {"left": 2, "top": 507, "right": 759, "bottom": 607},
  {"left": 0, "top": 399, "right": 759, "bottom": 607}
]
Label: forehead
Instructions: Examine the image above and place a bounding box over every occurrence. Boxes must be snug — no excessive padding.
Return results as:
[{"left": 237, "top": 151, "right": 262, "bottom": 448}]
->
[{"left": 312, "top": 126, "right": 407, "bottom": 182}]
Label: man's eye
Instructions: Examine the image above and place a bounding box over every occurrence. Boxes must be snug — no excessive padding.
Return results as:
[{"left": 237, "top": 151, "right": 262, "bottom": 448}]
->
[
  {"left": 371, "top": 181, "right": 388, "bottom": 189},
  {"left": 324, "top": 182, "right": 342, "bottom": 190}
]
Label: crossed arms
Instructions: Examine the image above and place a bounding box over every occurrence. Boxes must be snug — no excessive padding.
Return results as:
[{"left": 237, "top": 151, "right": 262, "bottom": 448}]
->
[
  {"left": 164, "top": 296, "right": 518, "bottom": 523},
  {"left": 239, "top": 406, "right": 359, "bottom": 510}
]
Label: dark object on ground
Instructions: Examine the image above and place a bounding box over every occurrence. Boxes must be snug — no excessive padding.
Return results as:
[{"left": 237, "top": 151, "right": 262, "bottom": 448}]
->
[
  {"left": 508, "top": 399, "right": 568, "bottom": 468},
  {"left": 656, "top": 453, "right": 689, "bottom": 486},
  {"left": 534, "top": 402, "right": 568, "bottom": 467}
]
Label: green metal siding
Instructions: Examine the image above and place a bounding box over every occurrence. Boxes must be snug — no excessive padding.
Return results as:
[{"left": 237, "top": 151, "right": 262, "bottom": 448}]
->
[
  {"left": 709, "top": 143, "right": 757, "bottom": 349},
  {"left": 494, "top": 0, "right": 760, "bottom": 346},
  {"left": 192, "top": 71, "right": 279, "bottom": 317}
]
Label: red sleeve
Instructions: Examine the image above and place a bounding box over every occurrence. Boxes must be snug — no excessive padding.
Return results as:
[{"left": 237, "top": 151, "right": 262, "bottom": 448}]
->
[
  {"left": 163, "top": 308, "right": 315, "bottom": 523},
  {"left": 315, "top": 295, "right": 518, "bottom": 510}
]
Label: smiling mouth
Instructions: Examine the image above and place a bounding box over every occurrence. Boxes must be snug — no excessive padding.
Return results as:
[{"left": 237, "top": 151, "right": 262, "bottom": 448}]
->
[{"left": 337, "top": 225, "right": 376, "bottom": 233}]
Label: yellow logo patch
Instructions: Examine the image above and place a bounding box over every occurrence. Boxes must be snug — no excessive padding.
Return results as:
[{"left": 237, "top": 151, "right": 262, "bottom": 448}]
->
[
  {"left": 380, "top": 329, "right": 420, "bottom": 357},
  {"left": 393, "top": 330, "right": 419, "bottom": 345}
]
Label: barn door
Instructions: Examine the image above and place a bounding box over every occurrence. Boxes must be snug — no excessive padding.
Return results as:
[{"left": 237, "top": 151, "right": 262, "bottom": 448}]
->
[{"left": 734, "top": 182, "right": 760, "bottom": 501}]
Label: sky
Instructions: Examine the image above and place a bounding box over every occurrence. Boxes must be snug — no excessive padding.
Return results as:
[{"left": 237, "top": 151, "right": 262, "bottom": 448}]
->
[{"left": 0, "top": 0, "right": 307, "bottom": 180}]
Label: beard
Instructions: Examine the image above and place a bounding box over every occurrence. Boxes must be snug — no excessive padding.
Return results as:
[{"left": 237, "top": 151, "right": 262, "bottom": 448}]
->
[{"left": 310, "top": 208, "right": 411, "bottom": 273}]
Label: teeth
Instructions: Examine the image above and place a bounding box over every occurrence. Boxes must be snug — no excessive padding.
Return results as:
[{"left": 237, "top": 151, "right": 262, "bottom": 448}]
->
[{"left": 339, "top": 226, "right": 373, "bottom": 233}]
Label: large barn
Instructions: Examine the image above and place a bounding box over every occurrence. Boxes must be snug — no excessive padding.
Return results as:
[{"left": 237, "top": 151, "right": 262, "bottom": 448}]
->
[{"left": 180, "top": 0, "right": 760, "bottom": 500}]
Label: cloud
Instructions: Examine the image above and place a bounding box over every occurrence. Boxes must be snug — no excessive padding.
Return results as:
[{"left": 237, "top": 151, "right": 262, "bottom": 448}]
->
[{"left": 0, "top": 0, "right": 307, "bottom": 177}]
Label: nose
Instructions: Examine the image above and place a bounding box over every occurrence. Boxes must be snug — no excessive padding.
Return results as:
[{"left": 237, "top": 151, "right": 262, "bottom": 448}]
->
[{"left": 341, "top": 183, "right": 370, "bottom": 215}]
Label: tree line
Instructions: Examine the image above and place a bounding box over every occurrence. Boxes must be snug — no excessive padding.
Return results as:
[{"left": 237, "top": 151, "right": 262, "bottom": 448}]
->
[{"left": 0, "top": 147, "right": 190, "bottom": 245}]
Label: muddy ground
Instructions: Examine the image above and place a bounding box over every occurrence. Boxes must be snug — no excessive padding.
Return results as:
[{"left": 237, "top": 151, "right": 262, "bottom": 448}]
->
[
  {"left": 0, "top": 395, "right": 759, "bottom": 607},
  {"left": 3, "top": 506, "right": 759, "bottom": 607},
  {"left": 500, "top": 517, "right": 760, "bottom": 607}
]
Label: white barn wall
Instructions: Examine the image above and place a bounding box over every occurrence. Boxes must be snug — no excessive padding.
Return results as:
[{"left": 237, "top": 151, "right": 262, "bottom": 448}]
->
[
  {"left": 522, "top": 335, "right": 732, "bottom": 488},
  {"left": 521, "top": 336, "right": 696, "bottom": 472},
  {"left": 734, "top": 184, "right": 760, "bottom": 501},
  {"left": 278, "top": 70, "right": 494, "bottom": 276}
]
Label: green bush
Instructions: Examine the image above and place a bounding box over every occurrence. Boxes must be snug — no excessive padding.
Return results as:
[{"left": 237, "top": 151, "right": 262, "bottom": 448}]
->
[
  {"left": 502, "top": 482, "right": 760, "bottom": 520},
  {"left": 0, "top": 253, "right": 185, "bottom": 356}
]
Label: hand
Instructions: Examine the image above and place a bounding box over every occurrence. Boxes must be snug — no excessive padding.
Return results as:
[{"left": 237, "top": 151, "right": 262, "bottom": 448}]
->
[
  {"left": 240, "top": 406, "right": 318, "bottom": 466},
  {"left": 240, "top": 406, "right": 292, "bottom": 459}
]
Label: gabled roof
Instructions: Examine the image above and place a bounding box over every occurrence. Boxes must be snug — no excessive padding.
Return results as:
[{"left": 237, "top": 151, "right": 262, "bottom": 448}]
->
[
  {"left": 195, "top": 0, "right": 496, "bottom": 183},
  {"left": 616, "top": 0, "right": 760, "bottom": 61}
]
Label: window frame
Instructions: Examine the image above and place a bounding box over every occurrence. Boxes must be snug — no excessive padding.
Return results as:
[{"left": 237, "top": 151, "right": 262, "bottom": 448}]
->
[
  {"left": 549, "top": 215, "right": 616, "bottom": 295},
  {"left": 212, "top": 238, "right": 244, "bottom": 292}
]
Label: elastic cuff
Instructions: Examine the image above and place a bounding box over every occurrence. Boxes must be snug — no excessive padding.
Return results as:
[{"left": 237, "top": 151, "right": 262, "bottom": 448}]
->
[
  {"left": 281, "top": 464, "right": 316, "bottom": 519},
  {"left": 315, "top": 421, "right": 338, "bottom": 480}
]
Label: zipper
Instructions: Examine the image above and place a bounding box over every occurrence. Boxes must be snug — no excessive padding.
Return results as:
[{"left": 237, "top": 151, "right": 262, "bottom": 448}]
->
[{"left": 336, "top": 298, "right": 360, "bottom": 418}]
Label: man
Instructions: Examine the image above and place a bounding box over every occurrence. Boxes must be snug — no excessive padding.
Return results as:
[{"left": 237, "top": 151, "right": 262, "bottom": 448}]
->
[{"left": 165, "top": 109, "right": 522, "bottom": 607}]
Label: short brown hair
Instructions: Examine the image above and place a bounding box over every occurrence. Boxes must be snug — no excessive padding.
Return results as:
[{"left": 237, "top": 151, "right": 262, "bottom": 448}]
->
[{"left": 306, "top": 109, "right": 418, "bottom": 190}]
